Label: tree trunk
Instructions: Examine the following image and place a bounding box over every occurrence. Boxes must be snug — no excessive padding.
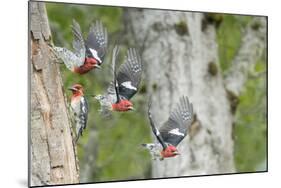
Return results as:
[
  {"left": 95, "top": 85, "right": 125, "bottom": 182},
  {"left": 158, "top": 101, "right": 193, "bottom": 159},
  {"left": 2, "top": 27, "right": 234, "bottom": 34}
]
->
[
  {"left": 80, "top": 126, "right": 99, "bottom": 183},
  {"left": 224, "top": 17, "right": 267, "bottom": 97},
  {"left": 125, "top": 9, "right": 236, "bottom": 178},
  {"left": 29, "top": 2, "right": 79, "bottom": 186}
]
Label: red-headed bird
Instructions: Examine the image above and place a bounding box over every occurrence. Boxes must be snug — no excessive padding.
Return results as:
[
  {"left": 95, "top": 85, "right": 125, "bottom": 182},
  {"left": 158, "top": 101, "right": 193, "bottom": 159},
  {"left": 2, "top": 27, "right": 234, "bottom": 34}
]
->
[
  {"left": 142, "top": 96, "right": 193, "bottom": 160},
  {"left": 54, "top": 19, "right": 108, "bottom": 74},
  {"left": 94, "top": 45, "right": 142, "bottom": 116},
  {"left": 68, "top": 84, "right": 89, "bottom": 142}
]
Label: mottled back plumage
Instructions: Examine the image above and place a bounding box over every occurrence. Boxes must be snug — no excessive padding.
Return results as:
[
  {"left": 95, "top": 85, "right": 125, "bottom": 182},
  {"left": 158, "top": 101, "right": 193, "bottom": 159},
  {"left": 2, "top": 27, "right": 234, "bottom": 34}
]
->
[
  {"left": 141, "top": 143, "right": 164, "bottom": 160},
  {"left": 71, "top": 95, "right": 89, "bottom": 142},
  {"left": 53, "top": 20, "right": 86, "bottom": 69}
]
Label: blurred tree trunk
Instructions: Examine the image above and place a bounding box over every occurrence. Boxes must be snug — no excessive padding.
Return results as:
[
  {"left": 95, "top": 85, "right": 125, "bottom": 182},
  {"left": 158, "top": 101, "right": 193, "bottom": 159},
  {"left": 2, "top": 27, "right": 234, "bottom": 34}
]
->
[
  {"left": 30, "top": 2, "right": 79, "bottom": 186},
  {"left": 124, "top": 9, "right": 266, "bottom": 178},
  {"left": 80, "top": 127, "right": 99, "bottom": 183}
]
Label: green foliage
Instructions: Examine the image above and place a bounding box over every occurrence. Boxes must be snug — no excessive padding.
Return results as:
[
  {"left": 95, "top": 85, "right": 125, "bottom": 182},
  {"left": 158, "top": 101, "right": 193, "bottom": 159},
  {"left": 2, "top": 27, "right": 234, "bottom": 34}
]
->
[
  {"left": 47, "top": 3, "right": 122, "bottom": 47},
  {"left": 234, "top": 53, "right": 267, "bottom": 172},
  {"left": 217, "top": 15, "right": 251, "bottom": 72},
  {"left": 216, "top": 14, "right": 267, "bottom": 172}
]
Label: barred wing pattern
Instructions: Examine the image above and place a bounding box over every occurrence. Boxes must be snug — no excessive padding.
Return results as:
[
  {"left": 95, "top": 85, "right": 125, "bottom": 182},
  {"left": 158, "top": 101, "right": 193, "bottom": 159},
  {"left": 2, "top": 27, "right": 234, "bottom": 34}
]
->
[
  {"left": 159, "top": 96, "right": 193, "bottom": 147},
  {"left": 105, "top": 45, "right": 120, "bottom": 103},
  {"left": 106, "top": 46, "right": 142, "bottom": 102},
  {"left": 116, "top": 48, "right": 142, "bottom": 100},
  {"left": 71, "top": 19, "right": 86, "bottom": 64},
  {"left": 86, "top": 20, "right": 108, "bottom": 63}
]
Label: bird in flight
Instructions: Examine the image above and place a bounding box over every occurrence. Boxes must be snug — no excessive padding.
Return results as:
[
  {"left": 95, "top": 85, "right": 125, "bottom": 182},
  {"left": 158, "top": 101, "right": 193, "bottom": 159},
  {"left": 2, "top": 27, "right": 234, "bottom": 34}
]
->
[
  {"left": 142, "top": 96, "right": 193, "bottom": 160},
  {"left": 94, "top": 45, "right": 142, "bottom": 116},
  {"left": 54, "top": 19, "right": 108, "bottom": 74}
]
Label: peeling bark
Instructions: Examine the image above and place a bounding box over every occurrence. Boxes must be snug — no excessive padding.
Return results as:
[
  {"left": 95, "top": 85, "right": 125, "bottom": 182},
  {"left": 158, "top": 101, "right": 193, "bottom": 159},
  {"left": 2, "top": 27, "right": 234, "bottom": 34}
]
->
[
  {"left": 29, "top": 2, "right": 79, "bottom": 186},
  {"left": 125, "top": 9, "right": 235, "bottom": 178}
]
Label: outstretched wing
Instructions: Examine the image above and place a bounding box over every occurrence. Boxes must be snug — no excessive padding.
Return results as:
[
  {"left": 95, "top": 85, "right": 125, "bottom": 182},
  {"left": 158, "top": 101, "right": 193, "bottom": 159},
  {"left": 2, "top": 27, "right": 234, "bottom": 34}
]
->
[
  {"left": 159, "top": 96, "right": 193, "bottom": 147},
  {"left": 71, "top": 19, "right": 86, "bottom": 66},
  {"left": 116, "top": 48, "right": 142, "bottom": 100},
  {"left": 105, "top": 45, "right": 120, "bottom": 103},
  {"left": 148, "top": 98, "right": 168, "bottom": 150},
  {"left": 86, "top": 20, "right": 108, "bottom": 64},
  {"left": 112, "top": 45, "right": 121, "bottom": 103}
]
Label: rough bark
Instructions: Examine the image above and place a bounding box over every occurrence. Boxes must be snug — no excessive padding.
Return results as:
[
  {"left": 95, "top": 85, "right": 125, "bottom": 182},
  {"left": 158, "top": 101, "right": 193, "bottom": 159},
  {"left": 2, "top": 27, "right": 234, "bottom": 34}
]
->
[
  {"left": 125, "top": 9, "right": 235, "bottom": 178},
  {"left": 224, "top": 17, "right": 267, "bottom": 97},
  {"left": 29, "top": 2, "right": 79, "bottom": 186}
]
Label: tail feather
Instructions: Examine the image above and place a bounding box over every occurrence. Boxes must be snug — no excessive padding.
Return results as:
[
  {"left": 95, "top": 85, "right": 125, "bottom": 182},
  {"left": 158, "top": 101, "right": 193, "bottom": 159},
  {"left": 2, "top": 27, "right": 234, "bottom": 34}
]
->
[
  {"left": 141, "top": 143, "right": 164, "bottom": 160},
  {"left": 141, "top": 143, "right": 156, "bottom": 150}
]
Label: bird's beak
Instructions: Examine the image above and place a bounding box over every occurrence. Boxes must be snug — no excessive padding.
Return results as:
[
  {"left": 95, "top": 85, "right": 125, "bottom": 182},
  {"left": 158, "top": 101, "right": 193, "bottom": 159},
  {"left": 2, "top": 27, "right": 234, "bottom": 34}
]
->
[
  {"left": 68, "top": 87, "right": 77, "bottom": 91},
  {"left": 94, "top": 64, "right": 101, "bottom": 69},
  {"left": 173, "top": 151, "right": 180, "bottom": 155},
  {"left": 128, "top": 106, "right": 135, "bottom": 111}
]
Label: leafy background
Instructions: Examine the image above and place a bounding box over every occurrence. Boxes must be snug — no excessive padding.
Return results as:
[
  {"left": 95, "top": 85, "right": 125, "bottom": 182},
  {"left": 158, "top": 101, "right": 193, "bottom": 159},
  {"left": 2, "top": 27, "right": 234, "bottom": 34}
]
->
[{"left": 46, "top": 2, "right": 267, "bottom": 182}]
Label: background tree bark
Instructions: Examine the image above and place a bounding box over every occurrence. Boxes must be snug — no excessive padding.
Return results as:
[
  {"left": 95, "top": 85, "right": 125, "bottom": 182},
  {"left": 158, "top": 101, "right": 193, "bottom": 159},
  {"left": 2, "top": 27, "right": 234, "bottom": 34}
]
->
[
  {"left": 29, "top": 2, "right": 79, "bottom": 186},
  {"left": 125, "top": 9, "right": 266, "bottom": 178},
  {"left": 80, "top": 126, "right": 99, "bottom": 183},
  {"left": 224, "top": 17, "right": 267, "bottom": 97}
]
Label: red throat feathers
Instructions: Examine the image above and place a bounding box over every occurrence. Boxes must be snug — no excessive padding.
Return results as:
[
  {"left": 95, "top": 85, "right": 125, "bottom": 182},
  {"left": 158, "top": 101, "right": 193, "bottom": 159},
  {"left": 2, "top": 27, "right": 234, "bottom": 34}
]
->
[
  {"left": 73, "top": 57, "right": 99, "bottom": 74},
  {"left": 160, "top": 145, "right": 180, "bottom": 158},
  {"left": 112, "top": 100, "right": 134, "bottom": 112}
]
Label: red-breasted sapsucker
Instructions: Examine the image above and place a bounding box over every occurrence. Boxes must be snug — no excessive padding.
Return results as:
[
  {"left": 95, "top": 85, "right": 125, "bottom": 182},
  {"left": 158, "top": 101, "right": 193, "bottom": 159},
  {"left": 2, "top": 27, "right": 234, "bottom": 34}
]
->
[
  {"left": 94, "top": 45, "right": 142, "bottom": 116},
  {"left": 54, "top": 19, "right": 108, "bottom": 74},
  {"left": 142, "top": 96, "right": 193, "bottom": 160},
  {"left": 69, "top": 84, "right": 89, "bottom": 142}
]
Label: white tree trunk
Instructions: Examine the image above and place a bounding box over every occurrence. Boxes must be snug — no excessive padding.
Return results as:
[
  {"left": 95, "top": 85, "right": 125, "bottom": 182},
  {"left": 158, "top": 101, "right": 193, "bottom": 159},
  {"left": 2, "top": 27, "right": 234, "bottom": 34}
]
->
[
  {"left": 30, "top": 2, "right": 79, "bottom": 186},
  {"left": 125, "top": 9, "right": 236, "bottom": 178}
]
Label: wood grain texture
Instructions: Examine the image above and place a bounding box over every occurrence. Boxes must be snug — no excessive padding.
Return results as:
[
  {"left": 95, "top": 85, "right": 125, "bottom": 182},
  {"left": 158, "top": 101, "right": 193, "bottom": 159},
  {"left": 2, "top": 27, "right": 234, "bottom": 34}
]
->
[{"left": 30, "top": 2, "right": 79, "bottom": 186}]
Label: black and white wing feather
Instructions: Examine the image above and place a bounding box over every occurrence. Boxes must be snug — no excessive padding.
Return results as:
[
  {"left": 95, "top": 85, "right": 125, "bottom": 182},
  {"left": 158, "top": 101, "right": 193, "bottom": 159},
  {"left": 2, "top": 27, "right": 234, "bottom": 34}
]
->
[
  {"left": 159, "top": 96, "right": 193, "bottom": 147},
  {"left": 86, "top": 20, "right": 108, "bottom": 64},
  {"left": 106, "top": 46, "right": 142, "bottom": 102},
  {"left": 71, "top": 19, "right": 86, "bottom": 66},
  {"left": 105, "top": 45, "right": 120, "bottom": 103},
  {"left": 112, "top": 46, "right": 121, "bottom": 103},
  {"left": 116, "top": 48, "right": 142, "bottom": 100},
  {"left": 148, "top": 99, "right": 168, "bottom": 150}
]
